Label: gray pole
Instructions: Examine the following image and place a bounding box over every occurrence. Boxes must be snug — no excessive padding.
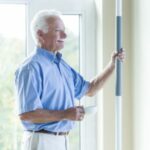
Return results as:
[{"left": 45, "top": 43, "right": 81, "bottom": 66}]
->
[{"left": 115, "top": 0, "right": 123, "bottom": 150}]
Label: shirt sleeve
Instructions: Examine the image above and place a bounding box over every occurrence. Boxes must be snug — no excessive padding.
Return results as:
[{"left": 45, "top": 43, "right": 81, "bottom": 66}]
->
[
  {"left": 15, "top": 64, "right": 43, "bottom": 114},
  {"left": 71, "top": 68, "right": 90, "bottom": 100}
]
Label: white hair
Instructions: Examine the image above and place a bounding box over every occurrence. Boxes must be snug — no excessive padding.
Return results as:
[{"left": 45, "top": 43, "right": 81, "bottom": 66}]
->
[{"left": 30, "top": 9, "right": 62, "bottom": 44}]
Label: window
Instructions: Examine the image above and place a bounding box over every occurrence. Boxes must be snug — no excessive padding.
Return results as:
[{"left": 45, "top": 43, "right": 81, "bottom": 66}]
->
[
  {"left": 0, "top": 0, "right": 97, "bottom": 150},
  {"left": 0, "top": 4, "right": 26, "bottom": 149},
  {"left": 0, "top": 6, "right": 81, "bottom": 149}
]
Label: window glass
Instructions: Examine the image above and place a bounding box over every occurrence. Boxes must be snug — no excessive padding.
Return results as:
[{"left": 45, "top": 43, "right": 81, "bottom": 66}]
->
[{"left": 0, "top": 4, "right": 26, "bottom": 149}]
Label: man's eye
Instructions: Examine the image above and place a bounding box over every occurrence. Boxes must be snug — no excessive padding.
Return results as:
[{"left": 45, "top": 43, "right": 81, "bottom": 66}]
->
[{"left": 55, "top": 29, "right": 60, "bottom": 32}]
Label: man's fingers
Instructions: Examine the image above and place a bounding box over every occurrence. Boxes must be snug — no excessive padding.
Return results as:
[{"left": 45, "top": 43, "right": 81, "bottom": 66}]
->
[
  {"left": 113, "top": 48, "right": 125, "bottom": 62},
  {"left": 74, "top": 106, "right": 85, "bottom": 121},
  {"left": 76, "top": 106, "right": 85, "bottom": 113},
  {"left": 79, "top": 115, "right": 84, "bottom": 121}
]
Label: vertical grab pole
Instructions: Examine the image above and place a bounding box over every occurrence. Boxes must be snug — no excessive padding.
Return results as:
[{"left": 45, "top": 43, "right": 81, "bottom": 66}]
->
[{"left": 115, "top": 0, "right": 123, "bottom": 150}]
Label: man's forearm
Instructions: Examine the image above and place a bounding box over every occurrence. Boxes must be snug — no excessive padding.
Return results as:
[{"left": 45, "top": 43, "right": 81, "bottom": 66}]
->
[
  {"left": 19, "top": 109, "right": 66, "bottom": 123},
  {"left": 19, "top": 106, "right": 85, "bottom": 123},
  {"left": 87, "top": 62, "right": 115, "bottom": 96}
]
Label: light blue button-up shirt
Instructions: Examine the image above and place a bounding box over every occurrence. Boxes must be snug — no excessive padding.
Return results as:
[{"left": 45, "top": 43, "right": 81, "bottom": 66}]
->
[{"left": 15, "top": 48, "right": 90, "bottom": 132}]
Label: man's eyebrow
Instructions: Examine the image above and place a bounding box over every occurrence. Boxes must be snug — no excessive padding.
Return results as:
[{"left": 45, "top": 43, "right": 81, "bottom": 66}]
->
[{"left": 55, "top": 27, "right": 65, "bottom": 31}]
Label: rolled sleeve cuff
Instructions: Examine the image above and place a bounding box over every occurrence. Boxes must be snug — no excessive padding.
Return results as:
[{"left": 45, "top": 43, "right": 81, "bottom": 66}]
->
[
  {"left": 18, "top": 98, "right": 43, "bottom": 115},
  {"left": 76, "top": 81, "right": 90, "bottom": 100}
]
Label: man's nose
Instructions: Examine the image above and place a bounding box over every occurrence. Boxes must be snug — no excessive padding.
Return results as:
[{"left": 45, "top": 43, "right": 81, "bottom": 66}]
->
[{"left": 61, "top": 31, "right": 67, "bottom": 39}]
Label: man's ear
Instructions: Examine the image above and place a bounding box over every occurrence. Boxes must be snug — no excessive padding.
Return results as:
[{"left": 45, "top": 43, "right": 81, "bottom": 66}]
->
[{"left": 37, "top": 30, "right": 44, "bottom": 43}]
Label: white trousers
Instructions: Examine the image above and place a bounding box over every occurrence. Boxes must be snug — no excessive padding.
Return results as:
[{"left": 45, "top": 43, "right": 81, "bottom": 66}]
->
[{"left": 22, "top": 131, "right": 69, "bottom": 150}]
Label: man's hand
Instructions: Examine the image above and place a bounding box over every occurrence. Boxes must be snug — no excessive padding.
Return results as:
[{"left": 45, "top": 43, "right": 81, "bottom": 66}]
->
[
  {"left": 110, "top": 48, "right": 126, "bottom": 65},
  {"left": 64, "top": 106, "right": 85, "bottom": 121},
  {"left": 86, "top": 48, "right": 126, "bottom": 97}
]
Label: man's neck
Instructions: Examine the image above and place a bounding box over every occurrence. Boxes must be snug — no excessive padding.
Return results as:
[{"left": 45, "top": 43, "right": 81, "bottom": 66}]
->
[{"left": 38, "top": 46, "right": 58, "bottom": 54}]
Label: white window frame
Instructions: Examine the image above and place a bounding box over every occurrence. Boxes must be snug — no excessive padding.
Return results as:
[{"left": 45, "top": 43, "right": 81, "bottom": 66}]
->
[
  {"left": 0, "top": 0, "right": 102, "bottom": 150},
  {"left": 0, "top": 0, "right": 29, "bottom": 4}
]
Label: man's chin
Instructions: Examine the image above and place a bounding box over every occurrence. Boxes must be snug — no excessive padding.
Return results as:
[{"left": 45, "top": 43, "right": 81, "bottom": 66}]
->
[
  {"left": 57, "top": 46, "right": 64, "bottom": 51},
  {"left": 52, "top": 48, "right": 63, "bottom": 53}
]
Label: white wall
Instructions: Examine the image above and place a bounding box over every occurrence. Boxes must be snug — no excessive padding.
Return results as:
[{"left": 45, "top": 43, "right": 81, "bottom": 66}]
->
[
  {"left": 102, "top": 0, "right": 150, "bottom": 149},
  {"left": 132, "top": 0, "right": 150, "bottom": 149}
]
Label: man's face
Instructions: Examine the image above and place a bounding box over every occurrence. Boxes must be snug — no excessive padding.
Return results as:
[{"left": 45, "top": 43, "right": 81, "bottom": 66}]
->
[{"left": 38, "top": 16, "right": 67, "bottom": 52}]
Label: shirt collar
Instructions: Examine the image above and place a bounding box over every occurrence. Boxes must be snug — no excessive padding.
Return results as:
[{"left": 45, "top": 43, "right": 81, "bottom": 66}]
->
[{"left": 36, "top": 47, "right": 62, "bottom": 64}]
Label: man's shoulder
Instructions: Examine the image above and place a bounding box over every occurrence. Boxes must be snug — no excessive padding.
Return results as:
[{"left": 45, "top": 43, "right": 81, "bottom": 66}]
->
[{"left": 16, "top": 53, "right": 41, "bottom": 74}]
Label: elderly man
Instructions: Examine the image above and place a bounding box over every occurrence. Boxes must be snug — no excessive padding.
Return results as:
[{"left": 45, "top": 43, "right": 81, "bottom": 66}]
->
[{"left": 15, "top": 10, "right": 125, "bottom": 150}]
